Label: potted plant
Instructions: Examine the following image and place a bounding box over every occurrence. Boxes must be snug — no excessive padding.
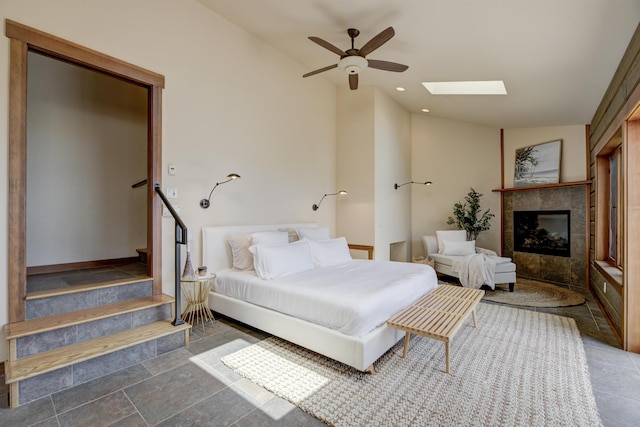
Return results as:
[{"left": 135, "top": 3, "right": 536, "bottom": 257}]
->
[{"left": 446, "top": 188, "right": 495, "bottom": 241}]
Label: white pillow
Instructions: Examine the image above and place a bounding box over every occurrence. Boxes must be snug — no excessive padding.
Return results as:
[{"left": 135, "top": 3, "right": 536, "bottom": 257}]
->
[
  {"left": 436, "top": 230, "right": 467, "bottom": 254},
  {"left": 227, "top": 233, "right": 253, "bottom": 270},
  {"left": 250, "top": 231, "right": 289, "bottom": 246},
  {"left": 249, "top": 240, "right": 315, "bottom": 280},
  {"left": 296, "top": 227, "right": 330, "bottom": 241},
  {"left": 442, "top": 239, "right": 476, "bottom": 256},
  {"left": 309, "top": 237, "right": 352, "bottom": 267}
]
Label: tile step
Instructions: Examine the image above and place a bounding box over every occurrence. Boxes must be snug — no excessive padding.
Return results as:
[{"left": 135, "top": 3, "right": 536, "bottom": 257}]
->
[
  {"left": 25, "top": 276, "right": 153, "bottom": 301},
  {"left": 5, "top": 320, "right": 191, "bottom": 384},
  {"left": 25, "top": 278, "right": 154, "bottom": 320},
  {"left": 5, "top": 294, "right": 175, "bottom": 340}
]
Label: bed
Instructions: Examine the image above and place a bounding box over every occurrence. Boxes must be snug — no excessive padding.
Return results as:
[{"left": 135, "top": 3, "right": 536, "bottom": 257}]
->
[{"left": 202, "top": 223, "right": 438, "bottom": 372}]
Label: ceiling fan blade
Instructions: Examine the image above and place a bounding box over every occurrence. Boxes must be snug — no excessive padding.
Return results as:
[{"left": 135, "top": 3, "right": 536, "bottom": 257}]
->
[
  {"left": 349, "top": 74, "right": 358, "bottom": 90},
  {"left": 308, "top": 36, "right": 346, "bottom": 56},
  {"left": 367, "top": 59, "right": 408, "bottom": 72},
  {"left": 358, "top": 26, "right": 395, "bottom": 57},
  {"left": 303, "top": 64, "right": 338, "bottom": 78}
]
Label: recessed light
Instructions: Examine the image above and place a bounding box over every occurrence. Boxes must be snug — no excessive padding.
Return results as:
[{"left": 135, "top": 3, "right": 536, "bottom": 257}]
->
[
  {"left": 421, "top": 80, "right": 507, "bottom": 95},
  {"left": 396, "top": 87, "right": 406, "bottom": 92},
  {"left": 421, "top": 108, "right": 430, "bottom": 113}
]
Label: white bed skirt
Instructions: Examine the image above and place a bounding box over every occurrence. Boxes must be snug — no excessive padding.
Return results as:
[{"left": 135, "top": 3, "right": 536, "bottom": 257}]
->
[{"left": 208, "top": 292, "right": 405, "bottom": 372}]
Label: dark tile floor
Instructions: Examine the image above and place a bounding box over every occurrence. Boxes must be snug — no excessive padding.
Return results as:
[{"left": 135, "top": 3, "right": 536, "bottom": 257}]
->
[{"left": 2, "top": 279, "right": 639, "bottom": 426}]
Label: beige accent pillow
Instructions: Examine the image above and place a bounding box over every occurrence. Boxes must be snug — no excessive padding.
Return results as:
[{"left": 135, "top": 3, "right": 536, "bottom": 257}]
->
[
  {"left": 227, "top": 233, "right": 252, "bottom": 270},
  {"left": 228, "top": 231, "right": 289, "bottom": 270}
]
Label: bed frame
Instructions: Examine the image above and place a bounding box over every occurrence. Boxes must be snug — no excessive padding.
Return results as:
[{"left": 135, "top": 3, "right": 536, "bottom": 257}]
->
[{"left": 201, "top": 223, "right": 405, "bottom": 372}]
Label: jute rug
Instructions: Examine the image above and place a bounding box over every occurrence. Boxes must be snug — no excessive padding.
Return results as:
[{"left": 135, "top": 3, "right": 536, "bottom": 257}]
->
[
  {"left": 440, "top": 277, "right": 586, "bottom": 308},
  {"left": 222, "top": 303, "right": 601, "bottom": 427}
]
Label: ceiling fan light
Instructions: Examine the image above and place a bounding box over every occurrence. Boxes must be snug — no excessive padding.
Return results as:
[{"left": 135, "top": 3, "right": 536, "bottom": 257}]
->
[
  {"left": 338, "top": 56, "right": 368, "bottom": 75},
  {"left": 344, "top": 65, "right": 360, "bottom": 74}
]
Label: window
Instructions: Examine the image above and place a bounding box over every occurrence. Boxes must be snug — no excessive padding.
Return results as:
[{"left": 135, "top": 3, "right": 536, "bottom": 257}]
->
[
  {"left": 608, "top": 146, "right": 622, "bottom": 265},
  {"left": 596, "top": 132, "right": 623, "bottom": 271}
]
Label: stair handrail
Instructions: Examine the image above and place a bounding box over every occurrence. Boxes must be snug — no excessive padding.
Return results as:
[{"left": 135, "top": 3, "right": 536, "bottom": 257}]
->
[
  {"left": 132, "top": 179, "right": 148, "bottom": 188},
  {"left": 154, "top": 183, "right": 186, "bottom": 326}
]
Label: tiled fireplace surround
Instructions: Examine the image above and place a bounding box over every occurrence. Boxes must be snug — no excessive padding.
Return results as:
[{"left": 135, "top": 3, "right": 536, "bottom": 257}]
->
[{"left": 501, "top": 185, "right": 588, "bottom": 287}]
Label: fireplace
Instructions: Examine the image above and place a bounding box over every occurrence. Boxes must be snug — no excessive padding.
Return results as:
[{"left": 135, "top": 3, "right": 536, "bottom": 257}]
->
[{"left": 514, "top": 210, "right": 571, "bottom": 257}]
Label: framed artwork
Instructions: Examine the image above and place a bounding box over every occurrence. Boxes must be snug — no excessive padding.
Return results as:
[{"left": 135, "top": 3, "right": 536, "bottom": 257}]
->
[{"left": 514, "top": 139, "right": 562, "bottom": 187}]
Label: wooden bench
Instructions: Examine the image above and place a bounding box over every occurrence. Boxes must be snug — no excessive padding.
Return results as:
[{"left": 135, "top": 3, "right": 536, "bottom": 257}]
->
[{"left": 387, "top": 285, "right": 484, "bottom": 373}]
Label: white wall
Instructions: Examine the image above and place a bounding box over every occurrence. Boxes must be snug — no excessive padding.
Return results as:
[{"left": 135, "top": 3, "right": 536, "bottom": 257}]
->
[
  {"left": 26, "top": 52, "right": 147, "bottom": 266},
  {"left": 374, "top": 89, "right": 412, "bottom": 261},
  {"left": 411, "top": 115, "right": 502, "bottom": 256},
  {"left": 335, "top": 87, "right": 412, "bottom": 261},
  {"left": 336, "top": 87, "right": 375, "bottom": 249},
  {"left": 0, "top": 0, "right": 336, "bottom": 361},
  {"left": 503, "top": 125, "right": 587, "bottom": 186}
]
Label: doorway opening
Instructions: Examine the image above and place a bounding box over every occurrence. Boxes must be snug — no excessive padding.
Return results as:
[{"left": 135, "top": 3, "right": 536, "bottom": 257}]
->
[
  {"left": 6, "top": 20, "right": 164, "bottom": 323},
  {"left": 25, "top": 52, "right": 149, "bottom": 293}
]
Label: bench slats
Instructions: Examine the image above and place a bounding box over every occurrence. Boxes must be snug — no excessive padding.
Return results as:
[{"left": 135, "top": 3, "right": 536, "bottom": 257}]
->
[{"left": 387, "top": 285, "right": 484, "bottom": 373}]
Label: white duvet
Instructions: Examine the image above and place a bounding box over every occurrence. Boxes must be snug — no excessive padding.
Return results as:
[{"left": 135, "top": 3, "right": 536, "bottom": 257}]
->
[{"left": 213, "top": 259, "right": 438, "bottom": 337}]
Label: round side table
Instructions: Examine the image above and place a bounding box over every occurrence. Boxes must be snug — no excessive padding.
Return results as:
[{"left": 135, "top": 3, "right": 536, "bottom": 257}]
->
[{"left": 180, "top": 274, "right": 215, "bottom": 332}]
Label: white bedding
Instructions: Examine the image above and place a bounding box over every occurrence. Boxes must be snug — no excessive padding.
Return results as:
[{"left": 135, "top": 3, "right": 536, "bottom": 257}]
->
[{"left": 214, "top": 259, "right": 437, "bottom": 337}]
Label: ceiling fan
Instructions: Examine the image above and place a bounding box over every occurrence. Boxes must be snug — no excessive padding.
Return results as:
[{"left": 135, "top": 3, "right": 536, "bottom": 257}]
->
[{"left": 303, "top": 26, "right": 408, "bottom": 90}]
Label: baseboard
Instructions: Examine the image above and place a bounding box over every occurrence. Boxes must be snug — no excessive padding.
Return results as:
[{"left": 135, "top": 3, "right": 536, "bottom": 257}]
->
[
  {"left": 589, "top": 287, "right": 623, "bottom": 347},
  {"left": 27, "top": 257, "right": 140, "bottom": 276},
  {"left": 2, "top": 361, "right": 7, "bottom": 408}
]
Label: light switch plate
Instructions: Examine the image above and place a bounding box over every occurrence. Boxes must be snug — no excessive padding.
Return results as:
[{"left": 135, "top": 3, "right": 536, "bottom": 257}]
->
[
  {"left": 163, "top": 204, "right": 180, "bottom": 217},
  {"left": 166, "top": 188, "right": 178, "bottom": 199}
]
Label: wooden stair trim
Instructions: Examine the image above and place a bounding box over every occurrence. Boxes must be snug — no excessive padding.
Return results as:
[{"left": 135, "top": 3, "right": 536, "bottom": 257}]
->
[
  {"left": 5, "top": 320, "right": 191, "bottom": 383},
  {"left": 25, "top": 276, "right": 153, "bottom": 300},
  {"left": 4, "top": 294, "right": 175, "bottom": 340}
]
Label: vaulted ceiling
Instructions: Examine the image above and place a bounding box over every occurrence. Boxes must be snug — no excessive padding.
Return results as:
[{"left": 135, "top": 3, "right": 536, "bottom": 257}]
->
[{"left": 199, "top": 0, "right": 640, "bottom": 129}]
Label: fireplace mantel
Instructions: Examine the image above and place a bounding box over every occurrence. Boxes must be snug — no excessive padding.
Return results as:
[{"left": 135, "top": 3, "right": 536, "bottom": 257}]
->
[{"left": 492, "top": 180, "right": 591, "bottom": 193}]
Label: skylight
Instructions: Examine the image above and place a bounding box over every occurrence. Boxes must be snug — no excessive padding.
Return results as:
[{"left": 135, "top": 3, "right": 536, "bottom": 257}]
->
[{"left": 421, "top": 80, "right": 507, "bottom": 95}]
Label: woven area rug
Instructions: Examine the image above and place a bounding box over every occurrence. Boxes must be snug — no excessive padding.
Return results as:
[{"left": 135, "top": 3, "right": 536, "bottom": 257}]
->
[
  {"left": 222, "top": 303, "right": 601, "bottom": 427},
  {"left": 440, "top": 277, "right": 586, "bottom": 308}
]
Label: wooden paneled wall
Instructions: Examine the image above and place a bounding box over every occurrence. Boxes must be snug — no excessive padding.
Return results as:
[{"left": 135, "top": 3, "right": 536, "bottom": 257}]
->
[{"left": 589, "top": 22, "right": 640, "bottom": 352}]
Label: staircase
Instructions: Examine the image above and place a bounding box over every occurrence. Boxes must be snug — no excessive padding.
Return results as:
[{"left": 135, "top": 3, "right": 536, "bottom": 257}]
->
[{"left": 3, "top": 275, "right": 191, "bottom": 407}]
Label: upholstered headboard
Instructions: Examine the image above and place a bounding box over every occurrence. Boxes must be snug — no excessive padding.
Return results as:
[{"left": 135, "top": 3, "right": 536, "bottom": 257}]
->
[{"left": 201, "top": 223, "right": 318, "bottom": 273}]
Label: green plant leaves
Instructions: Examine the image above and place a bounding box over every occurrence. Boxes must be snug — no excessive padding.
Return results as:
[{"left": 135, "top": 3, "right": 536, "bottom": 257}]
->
[{"left": 446, "top": 187, "right": 495, "bottom": 240}]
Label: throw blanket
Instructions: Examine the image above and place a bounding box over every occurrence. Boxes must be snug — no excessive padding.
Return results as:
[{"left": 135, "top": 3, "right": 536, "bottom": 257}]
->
[
  {"left": 452, "top": 254, "right": 497, "bottom": 289},
  {"left": 452, "top": 248, "right": 509, "bottom": 290}
]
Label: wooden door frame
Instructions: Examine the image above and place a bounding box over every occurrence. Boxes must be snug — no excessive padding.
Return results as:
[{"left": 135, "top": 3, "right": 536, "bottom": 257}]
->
[{"left": 5, "top": 20, "right": 164, "bottom": 323}]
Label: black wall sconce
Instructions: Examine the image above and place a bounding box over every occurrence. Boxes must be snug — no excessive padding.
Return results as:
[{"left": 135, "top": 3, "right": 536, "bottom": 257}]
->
[
  {"left": 394, "top": 180, "right": 432, "bottom": 190},
  {"left": 312, "top": 190, "right": 347, "bottom": 211},
  {"left": 200, "top": 173, "right": 241, "bottom": 208}
]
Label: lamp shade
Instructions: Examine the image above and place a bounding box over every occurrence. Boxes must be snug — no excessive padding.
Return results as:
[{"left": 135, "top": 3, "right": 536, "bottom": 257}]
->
[
  {"left": 338, "top": 56, "right": 368, "bottom": 75},
  {"left": 200, "top": 173, "right": 241, "bottom": 208},
  {"left": 312, "top": 190, "right": 348, "bottom": 211}
]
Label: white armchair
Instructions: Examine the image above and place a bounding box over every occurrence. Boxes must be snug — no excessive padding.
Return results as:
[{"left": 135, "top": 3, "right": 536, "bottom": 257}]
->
[{"left": 422, "top": 232, "right": 517, "bottom": 292}]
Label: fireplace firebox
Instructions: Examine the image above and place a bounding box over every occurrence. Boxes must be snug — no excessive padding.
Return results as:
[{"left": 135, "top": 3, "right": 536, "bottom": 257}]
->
[{"left": 514, "top": 210, "right": 570, "bottom": 257}]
